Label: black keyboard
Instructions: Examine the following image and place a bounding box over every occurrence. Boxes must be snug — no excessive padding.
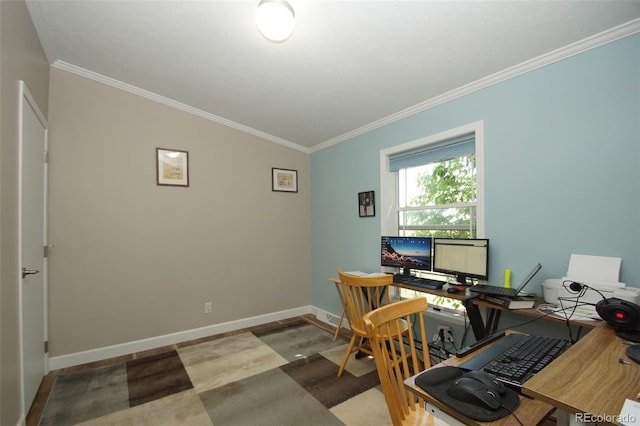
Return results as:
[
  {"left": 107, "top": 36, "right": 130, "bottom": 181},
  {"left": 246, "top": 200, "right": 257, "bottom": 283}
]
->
[
  {"left": 392, "top": 274, "right": 445, "bottom": 290},
  {"left": 458, "top": 334, "right": 570, "bottom": 390},
  {"left": 469, "top": 285, "right": 520, "bottom": 297}
]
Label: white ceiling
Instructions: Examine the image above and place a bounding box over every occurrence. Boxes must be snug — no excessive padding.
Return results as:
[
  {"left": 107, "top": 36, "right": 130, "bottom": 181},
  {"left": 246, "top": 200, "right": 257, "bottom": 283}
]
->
[{"left": 26, "top": 1, "right": 640, "bottom": 153}]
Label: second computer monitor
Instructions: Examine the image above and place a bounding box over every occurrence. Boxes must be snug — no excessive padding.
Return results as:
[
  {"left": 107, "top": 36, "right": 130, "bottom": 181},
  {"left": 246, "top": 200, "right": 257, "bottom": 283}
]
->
[{"left": 433, "top": 238, "right": 489, "bottom": 284}]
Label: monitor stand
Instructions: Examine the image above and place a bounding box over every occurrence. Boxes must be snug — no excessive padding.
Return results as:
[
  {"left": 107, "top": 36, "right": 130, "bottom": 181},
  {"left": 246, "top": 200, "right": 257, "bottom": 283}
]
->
[
  {"left": 402, "top": 268, "right": 414, "bottom": 278},
  {"left": 451, "top": 273, "right": 472, "bottom": 286}
]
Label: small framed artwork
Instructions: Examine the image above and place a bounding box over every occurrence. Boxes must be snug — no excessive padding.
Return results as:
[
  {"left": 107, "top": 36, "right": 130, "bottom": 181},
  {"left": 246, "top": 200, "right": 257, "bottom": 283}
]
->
[
  {"left": 358, "top": 191, "right": 375, "bottom": 217},
  {"left": 156, "top": 148, "right": 189, "bottom": 187},
  {"left": 272, "top": 168, "right": 298, "bottom": 193}
]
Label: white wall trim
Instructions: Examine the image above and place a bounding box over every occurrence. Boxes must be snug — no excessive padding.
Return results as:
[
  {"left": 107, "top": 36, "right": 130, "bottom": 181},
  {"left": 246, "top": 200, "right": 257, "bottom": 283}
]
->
[
  {"left": 311, "top": 19, "right": 640, "bottom": 153},
  {"left": 49, "top": 306, "right": 314, "bottom": 370},
  {"left": 51, "top": 61, "right": 311, "bottom": 155},
  {"left": 379, "top": 120, "right": 486, "bottom": 238},
  {"left": 313, "top": 303, "right": 467, "bottom": 329},
  {"left": 47, "top": 304, "right": 467, "bottom": 371},
  {"left": 47, "top": 19, "right": 639, "bottom": 156},
  {"left": 314, "top": 307, "right": 350, "bottom": 331}
]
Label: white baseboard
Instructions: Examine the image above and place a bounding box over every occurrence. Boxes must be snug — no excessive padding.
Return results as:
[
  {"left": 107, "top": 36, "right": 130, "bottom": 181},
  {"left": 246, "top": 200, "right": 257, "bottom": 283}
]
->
[
  {"left": 49, "top": 305, "right": 313, "bottom": 370},
  {"left": 314, "top": 307, "right": 350, "bottom": 331},
  {"left": 312, "top": 306, "right": 467, "bottom": 330}
]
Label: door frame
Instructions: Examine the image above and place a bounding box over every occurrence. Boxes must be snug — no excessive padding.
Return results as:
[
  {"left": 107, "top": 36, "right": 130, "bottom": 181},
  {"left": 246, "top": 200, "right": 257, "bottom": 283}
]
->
[{"left": 18, "top": 80, "right": 49, "bottom": 415}]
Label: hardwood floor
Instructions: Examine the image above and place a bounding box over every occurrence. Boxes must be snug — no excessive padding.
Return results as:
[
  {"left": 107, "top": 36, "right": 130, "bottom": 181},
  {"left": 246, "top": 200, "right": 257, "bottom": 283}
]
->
[
  {"left": 26, "top": 315, "right": 362, "bottom": 425},
  {"left": 26, "top": 314, "right": 557, "bottom": 426}
]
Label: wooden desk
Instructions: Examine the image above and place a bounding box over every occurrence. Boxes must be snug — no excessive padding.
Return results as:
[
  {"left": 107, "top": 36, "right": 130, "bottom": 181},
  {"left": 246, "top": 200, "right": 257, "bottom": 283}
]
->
[
  {"left": 522, "top": 324, "right": 640, "bottom": 422},
  {"left": 384, "top": 281, "right": 487, "bottom": 340},
  {"left": 404, "top": 333, "right": 556, "bottom": 425},
  {"left": 331, "top": 274, "right": 600, "bottom": 341},
  {"left": 473, "top": 297, "right": 601, "bottom": 337},
  {"left": 328, "top": 277, "right": 480, "bottom": 333}
]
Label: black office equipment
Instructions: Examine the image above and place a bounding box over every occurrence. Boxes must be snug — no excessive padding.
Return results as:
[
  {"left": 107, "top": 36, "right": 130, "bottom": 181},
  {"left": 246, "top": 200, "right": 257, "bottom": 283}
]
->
[
  {"left": 432, "top": 238, "right": 489, "bottom": 285},
  {"left": 458, "top": 333, "right": 570, "bottom": 390},
  {"left": 415, "top": 366, "right": 520, "bottom": 422},
  {"left": 456, "top": 331, "right": 506, "bottom": 357},
  {"left": 447, "top": 372, "right": 503, "bottom": 409},
  {"left": 627, "top": 345, "right": 640, "bottom": 364},
  {"left": 470, "top": 263, "right": 541, "bottom": 298},
  {"left": 381, "top": 236, "right": 432, "bottom": 277},
  {"left": 596, "top": 297, "right": 640, "bottom": 342},
  {"left": 392, "top": 273, "right": 444, "bottom": 290}
]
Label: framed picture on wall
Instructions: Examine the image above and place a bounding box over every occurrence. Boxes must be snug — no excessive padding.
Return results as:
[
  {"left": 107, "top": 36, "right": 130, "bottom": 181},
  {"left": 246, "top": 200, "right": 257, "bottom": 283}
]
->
[
  {"left": 272, "top": 168, "right": 298, "bottom": 192},
  {"left": 358, "top": 191, "right": 375, "bottom": 217},
  {"left": 156, "top": 148, "right": 189, "bottom": 187}
]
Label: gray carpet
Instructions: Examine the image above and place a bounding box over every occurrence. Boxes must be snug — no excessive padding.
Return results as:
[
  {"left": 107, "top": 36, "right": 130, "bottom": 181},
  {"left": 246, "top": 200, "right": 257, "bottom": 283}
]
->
[{"left": 38, "top": 319, "right": 392, "bottom": 425}]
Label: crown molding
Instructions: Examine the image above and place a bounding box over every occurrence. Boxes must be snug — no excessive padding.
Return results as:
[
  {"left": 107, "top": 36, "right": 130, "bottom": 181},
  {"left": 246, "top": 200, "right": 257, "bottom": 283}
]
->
[
  {"left": 310, "top": 18, "right": 640, "bottom": 154},
  {"left": 51, "top": 61, "right": 311, "bottom": 154},
  {"left": 51, "top": 17, "right": 639, "bottom": 156}
]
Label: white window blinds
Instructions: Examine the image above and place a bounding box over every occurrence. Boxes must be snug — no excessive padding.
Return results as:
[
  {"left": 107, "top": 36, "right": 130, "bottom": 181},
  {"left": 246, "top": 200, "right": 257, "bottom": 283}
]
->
[{"left": 389, "top": 133, "right": 475, "bottom": 172}]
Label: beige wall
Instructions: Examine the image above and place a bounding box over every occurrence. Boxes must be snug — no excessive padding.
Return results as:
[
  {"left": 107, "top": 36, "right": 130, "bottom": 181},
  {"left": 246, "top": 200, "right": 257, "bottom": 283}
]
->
[
  {"left": 47, "top": 68, "right": 311, "bottom": 357},
  {"left": 0, "top": 1, "right": 50, "bottom": 424}
]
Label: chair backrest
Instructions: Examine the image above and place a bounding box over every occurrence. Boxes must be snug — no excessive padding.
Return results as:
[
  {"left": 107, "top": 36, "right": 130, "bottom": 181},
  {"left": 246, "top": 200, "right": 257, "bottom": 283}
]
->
[
  {"left": 337, "top": 269, "right": 394, "bottom": 337},
  {"left": 363, "top": 297, "right": 431, "bottom": 426}
]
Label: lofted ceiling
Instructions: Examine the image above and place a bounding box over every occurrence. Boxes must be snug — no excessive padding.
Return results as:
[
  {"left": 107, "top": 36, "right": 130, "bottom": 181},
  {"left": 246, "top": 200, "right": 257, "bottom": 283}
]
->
[{"left": 26, "top": 1, "right": 640, "bottom": 153}]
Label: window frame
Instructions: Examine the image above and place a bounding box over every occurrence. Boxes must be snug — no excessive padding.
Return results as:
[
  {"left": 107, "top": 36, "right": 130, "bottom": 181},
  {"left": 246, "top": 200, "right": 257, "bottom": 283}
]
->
[
  {"left": 380, "top": 122, "right": 485, "bottom": 311},
  {"left": 397, "top": 158, "right": 478, "bottom": 237},
  {"left": 380, "top": 121, "right": 485, "bottom": 240}
]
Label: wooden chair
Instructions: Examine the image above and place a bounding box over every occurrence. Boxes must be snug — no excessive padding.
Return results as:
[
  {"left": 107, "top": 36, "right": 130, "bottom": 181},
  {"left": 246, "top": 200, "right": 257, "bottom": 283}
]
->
[
  {"left": 336, "top": 268, "right": 404, "bottom": 377},
  {"left": 364, "top": 297, "right": 447, "bottom": 426}
]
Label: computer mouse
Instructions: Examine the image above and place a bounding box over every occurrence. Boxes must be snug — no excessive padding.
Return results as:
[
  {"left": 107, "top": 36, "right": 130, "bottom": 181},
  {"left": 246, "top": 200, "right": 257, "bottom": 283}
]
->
[
  {"left": 463, "top": 370, "right": 506, "bottom": 395},
  {"left": 446, "top": 287, "right": 460, "bottom": 294},
  {"left": 447, "top": 376, "right": 502, "bottom": 410}
]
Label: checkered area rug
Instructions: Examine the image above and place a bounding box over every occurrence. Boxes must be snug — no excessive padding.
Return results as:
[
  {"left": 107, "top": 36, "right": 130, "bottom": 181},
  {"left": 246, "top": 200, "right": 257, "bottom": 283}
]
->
[{"left": 38, "top": 319, "right": 391, "bottom": 425}]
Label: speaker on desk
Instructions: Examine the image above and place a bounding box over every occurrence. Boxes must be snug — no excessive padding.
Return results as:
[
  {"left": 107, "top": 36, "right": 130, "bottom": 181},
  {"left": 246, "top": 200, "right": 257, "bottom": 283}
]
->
[{"left": 596, "top": 297, "right": 640, "bottom": 342}]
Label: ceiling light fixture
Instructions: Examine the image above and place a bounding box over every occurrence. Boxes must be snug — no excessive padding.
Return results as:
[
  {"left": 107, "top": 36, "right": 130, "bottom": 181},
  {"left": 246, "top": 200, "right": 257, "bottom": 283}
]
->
[{"left": 255, "top": 0, "right": 295, "bottom": 43}]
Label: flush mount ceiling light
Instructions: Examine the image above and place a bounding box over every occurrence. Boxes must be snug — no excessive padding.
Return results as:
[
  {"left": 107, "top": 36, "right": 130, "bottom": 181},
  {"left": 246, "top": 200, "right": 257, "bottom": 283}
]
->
[{"left": 255, "top": 0, "right": 295, "bottom": 43}]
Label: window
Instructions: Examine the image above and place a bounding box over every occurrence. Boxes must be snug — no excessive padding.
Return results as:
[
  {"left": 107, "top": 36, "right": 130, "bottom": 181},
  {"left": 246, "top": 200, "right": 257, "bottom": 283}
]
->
[
  {"left": 380, "top": 122, "right": 485, "bottom": 312},
  {"left": 397, "top": 153, "right": 476, "bottom": 239}
]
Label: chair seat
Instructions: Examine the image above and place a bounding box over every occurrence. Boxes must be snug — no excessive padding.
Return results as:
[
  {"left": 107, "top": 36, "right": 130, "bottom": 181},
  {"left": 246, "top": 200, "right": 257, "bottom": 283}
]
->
[
  {"left": 363, "top": 297, "right": 439, "bottom": 426},
  {"left": 336, "top": 269, "right": 397, "bottom": 377},
  {"left": 350, "top": 318, "right": 408, "bottom": 339}
]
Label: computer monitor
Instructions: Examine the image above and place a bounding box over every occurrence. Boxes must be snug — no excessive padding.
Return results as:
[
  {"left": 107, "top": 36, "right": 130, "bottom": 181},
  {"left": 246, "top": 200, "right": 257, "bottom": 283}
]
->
[
  {"left": 381, "top": 236, "right": 432, "bottom": 276},
  {"left": 433, "top": 238, "right": 489, "bottom": 284}
]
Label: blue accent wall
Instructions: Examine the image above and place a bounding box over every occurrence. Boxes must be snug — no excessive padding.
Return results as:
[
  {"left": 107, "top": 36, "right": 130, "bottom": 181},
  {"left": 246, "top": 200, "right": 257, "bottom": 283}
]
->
[{"left": 311, "top": 34, "right": 640, "bottom": 317}]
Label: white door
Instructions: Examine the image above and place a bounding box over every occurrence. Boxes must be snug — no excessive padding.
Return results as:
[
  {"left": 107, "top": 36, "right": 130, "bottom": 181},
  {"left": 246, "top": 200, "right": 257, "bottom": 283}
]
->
[{"left": 19, "top": 81, "right": 48, "bottom": 414}]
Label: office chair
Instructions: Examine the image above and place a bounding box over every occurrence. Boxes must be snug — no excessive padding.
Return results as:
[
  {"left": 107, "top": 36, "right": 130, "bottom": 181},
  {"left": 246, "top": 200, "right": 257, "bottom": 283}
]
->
[
  {"left": 336, "top": 268, "right": 405, "bottom": 377},
  {"left": 364, "top": 297, "right": 446, "bottom": 426}
]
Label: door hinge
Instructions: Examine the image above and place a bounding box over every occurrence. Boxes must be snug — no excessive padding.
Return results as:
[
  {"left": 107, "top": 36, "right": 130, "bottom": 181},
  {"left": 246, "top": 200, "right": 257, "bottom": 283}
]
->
[
  {"left": 44, "top": 151, "right": 49, "bottom": 163},
  {"left": 44, "top": 341, "right": 49, "bottom": 353},
  {"left": 44, "top": 244, "right": 54, "bottom": 258}
]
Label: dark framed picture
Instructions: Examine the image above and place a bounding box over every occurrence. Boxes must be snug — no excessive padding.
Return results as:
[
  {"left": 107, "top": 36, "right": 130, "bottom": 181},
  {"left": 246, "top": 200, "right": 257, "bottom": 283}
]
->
[
  {"left": 358, "top": 191, "right": 375, "bottom": 217},
  {"left": 156, "top": 148, "right": 189, "bottom": 187},
  {"left": 272, "top": 168, "right": 298, "bottom": 192}
]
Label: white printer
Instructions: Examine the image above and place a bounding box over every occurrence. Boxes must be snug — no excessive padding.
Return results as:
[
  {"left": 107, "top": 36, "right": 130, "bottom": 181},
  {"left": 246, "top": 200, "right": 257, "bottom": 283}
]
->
[
  {"left": 542, "top": 278, "right": 640, "bottom": 306},
  {"left": 542, "top": 254, "right": 640, "bottom": 310}
]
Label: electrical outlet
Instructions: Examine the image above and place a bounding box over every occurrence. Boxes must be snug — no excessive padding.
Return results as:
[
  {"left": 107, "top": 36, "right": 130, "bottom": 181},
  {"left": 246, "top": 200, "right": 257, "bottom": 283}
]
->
[
  {"left": 204, "top": 302, "right": 212, "bottom": 314},
  {"left": 437, "top": 324, "right": 454, "bottom": 342}
]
